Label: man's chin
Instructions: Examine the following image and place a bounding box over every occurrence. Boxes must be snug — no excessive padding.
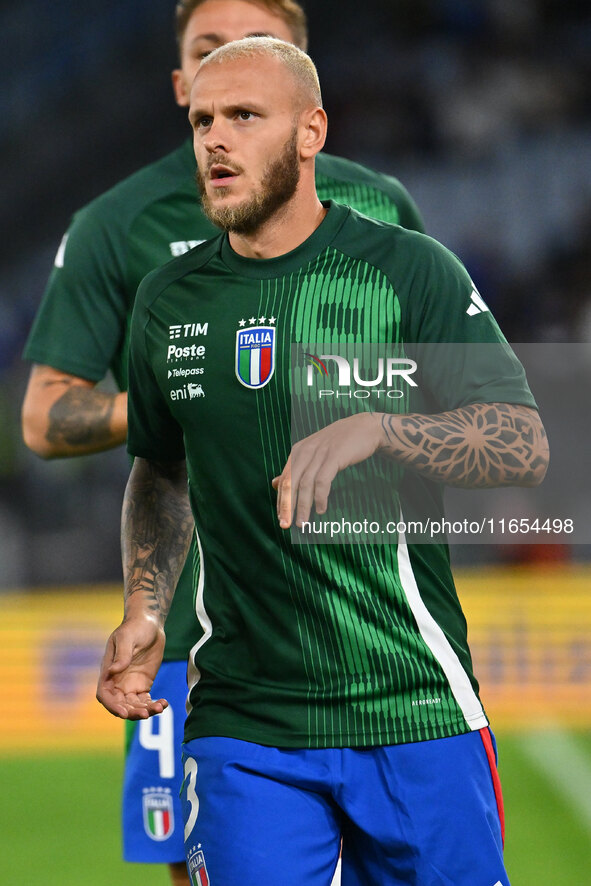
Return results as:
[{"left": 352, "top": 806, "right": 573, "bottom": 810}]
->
[
  {"left": 205, "top": 186, "right": 235, "bottom": 202},
  {"left": 201, "top": 198, "right": 247, "bottom": 233}
]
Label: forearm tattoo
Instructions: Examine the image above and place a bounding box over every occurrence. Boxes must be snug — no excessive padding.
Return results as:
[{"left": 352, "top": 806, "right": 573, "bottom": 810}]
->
[
  {"left": 381, "top": 403, "right": 548, "bottom": 488},
  {"left": 122, "top": 461, "right": 193, "bottom": 620},
  {"left": 47, "top": 386, "right": 115, "bottom": 450}
]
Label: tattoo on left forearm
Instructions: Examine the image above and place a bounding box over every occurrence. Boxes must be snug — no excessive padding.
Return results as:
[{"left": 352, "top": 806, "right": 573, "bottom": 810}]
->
[{"left": 381, "top": 403, "right": 548, "bottom": 488}]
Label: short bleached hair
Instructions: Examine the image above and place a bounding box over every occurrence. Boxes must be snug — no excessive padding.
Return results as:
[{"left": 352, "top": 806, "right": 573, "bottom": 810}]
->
[{"left": 198, "top": 36, "right": 322, "bottom": 109}]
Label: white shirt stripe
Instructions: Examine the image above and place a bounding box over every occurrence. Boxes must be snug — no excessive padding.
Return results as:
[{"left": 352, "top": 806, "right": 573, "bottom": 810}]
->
[
  {"left": 397, "top": 533, "right": 488, "bottom": 729},
  {"left": 186, "top": 527, "right": 212, "bottom": 715}
]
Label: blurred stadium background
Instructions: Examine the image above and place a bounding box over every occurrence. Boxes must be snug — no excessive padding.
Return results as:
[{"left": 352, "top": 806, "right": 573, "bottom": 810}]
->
[{"left": 1, "top": 1, "right": 590, "bottom": 883}]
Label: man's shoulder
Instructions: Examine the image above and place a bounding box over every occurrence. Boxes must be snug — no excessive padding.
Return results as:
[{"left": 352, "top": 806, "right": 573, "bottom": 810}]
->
[
  {"left": 316, "top": 153, "right": 424, "bottom": 233},
  {"left": 316, "top": 152, "right": 408, "bottom": 197},
  {"left": 73, "top": 141, "right": 196, "bottom": 231},
  {"left": 333, "top": 203, "right": 463, "bottom": 275},
  {"left": 334, "top": 202, "right": 424, "bottom": 246},
  {"left": 137, "top": 236, "right": 223, "bottom": 305}
]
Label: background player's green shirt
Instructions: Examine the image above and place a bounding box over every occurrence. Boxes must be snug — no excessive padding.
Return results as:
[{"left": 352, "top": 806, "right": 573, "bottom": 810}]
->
[
  {"left": 22, "top": 140, "right": 425, "bottom": 662},
  {"left": 127, "top": 202, "right": 536, "bottom": 748}
]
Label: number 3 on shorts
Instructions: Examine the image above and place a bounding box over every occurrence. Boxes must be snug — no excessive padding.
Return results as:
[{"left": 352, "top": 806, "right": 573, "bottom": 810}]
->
[{"left": 183, "top": 756, "right": 200, "bottom": 841}]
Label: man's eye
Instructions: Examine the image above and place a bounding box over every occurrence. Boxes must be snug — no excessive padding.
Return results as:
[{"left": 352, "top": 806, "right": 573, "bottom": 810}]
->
[
  {"left": 196, "top": 117, "right": 212, "bottom": 129},
  {"left": 238, "top": 111, "right": 254, "bottom": 121}
]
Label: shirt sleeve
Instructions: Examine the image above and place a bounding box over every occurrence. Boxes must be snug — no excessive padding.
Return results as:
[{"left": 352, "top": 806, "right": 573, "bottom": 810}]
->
[
  {"left": 126, "top": 284, "right": 185, "bottom": 463},
  {"left": 23, "top": 206, "right": 130, "bottom": 383},
  {"left": 403, "top": 235, "right": 537, "bottom": 411}
]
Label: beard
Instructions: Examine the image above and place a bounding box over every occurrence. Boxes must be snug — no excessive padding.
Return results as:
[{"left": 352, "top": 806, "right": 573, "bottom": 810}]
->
[{"left": 196, "top": 127, "right": 300, "bottom": 235}]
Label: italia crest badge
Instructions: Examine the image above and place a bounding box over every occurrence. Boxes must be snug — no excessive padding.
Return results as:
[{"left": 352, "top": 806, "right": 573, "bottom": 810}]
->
[
  {"left": 188, "top": 845, "right": 210, "bottom": 886},
  {"left": 142, "top": 787, "right": 174, "bottom": 841},
  {"left": 235, "top": 316, "right": 276, "bottom": 389}
]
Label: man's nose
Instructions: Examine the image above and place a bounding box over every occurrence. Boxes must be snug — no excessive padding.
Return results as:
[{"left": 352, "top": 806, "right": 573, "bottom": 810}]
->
[{"left": 203, "top": 119, "right": 230, "bottom": 154}]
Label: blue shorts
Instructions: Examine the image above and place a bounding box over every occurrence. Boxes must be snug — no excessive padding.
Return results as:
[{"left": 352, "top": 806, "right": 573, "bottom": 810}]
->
[
  {"left": 122, "top": 660, "right": 187, "bottom": 863},
  {"left": 181, "top": 729, "right": 508, "bottom": 886}
]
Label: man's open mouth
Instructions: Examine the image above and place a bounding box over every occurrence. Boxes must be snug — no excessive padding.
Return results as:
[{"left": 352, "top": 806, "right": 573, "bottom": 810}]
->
[{"left": 210, "top": 164, "right": 239, "bottom": 183}]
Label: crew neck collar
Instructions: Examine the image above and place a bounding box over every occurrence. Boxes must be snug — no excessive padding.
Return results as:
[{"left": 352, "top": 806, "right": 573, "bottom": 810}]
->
[{"left": 219, "top": 201, "right": 349, "bottom": 279}]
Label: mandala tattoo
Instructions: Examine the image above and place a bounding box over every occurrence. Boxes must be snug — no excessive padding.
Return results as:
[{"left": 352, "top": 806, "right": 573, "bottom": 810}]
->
[{"left": 380, "top": 403, "right": 548, "bottom": 488}]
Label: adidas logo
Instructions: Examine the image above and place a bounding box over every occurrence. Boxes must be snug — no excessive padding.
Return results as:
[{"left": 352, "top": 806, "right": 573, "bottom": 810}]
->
[{"left": 466, "top": 289, "right": 489, "bottom": 316}]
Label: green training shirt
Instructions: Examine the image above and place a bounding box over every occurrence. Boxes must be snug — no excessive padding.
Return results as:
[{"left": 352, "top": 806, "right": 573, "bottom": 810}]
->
[
  {"left": 23, "top": 140, "right": 425, "bottom": 662},
  {"left": 127, "top": 201, "right": 536, "bottom": 747}
]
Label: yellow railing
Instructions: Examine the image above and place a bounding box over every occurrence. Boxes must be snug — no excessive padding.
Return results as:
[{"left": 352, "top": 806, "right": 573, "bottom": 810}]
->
[
  {"left": 1, "top": 586, "right": 124, "bottom": 752},
  {"left": 1, "top": 565, "right": 590, "bottom": 752},
  {"left": 457, "top": 565, "right": 591, "bottom": 730}
]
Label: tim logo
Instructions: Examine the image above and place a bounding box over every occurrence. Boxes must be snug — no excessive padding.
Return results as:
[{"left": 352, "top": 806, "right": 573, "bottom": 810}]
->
[
  {"left": 236, "top": 325, "right": 275, "bottom": 389},
  {"left": 169, "top": 323, "right": 209, "bottom": 340},
  {"left": 188, "top": 846, "right": 210, "bottom": 886},
  {"left": 305, "top": 352, "right": 417, "bottom": 400},
  {"left": 142, "top": 787, "right": 174, "bottom": 841}
]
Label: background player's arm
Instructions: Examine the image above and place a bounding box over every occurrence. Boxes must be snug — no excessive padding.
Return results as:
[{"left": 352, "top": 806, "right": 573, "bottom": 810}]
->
[
  {"left": 97, "top": 456, "right": 193, "bottom": 719},
  {"left": 274, "top": 403, "right": 549, "bottom": 528},
  {"left": 22, "top": 364, "right": 127, "bottom": 458}
]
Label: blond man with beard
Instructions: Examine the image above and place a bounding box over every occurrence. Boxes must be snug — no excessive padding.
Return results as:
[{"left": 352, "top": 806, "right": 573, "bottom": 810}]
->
[
  {"left": 97, "top": 38, "right": 546, "bottom": 886},
  {"left": 22, "top": 4, "right": 423, "bottom": 883}
]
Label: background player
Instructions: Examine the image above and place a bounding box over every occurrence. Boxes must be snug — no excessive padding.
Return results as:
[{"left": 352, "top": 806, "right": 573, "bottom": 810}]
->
[
  {"left": 97, "top": 38, "right": 548, "bottom": 885},
  {"left": 21, "top": 2, "right": 424, "bottom": 883}
]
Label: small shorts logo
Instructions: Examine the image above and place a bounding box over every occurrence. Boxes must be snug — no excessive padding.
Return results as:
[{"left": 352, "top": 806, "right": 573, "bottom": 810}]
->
[
  {"left": 188, "top": 845, "right": 210, "bottom": 886},
  {"left": 142, "top": 787, "right": 174, "bottom": 841}
]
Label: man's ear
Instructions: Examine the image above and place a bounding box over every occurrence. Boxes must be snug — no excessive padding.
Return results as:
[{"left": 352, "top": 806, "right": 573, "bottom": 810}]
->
[
  {"left": 172, "top": 69, "right": 190, "bottom": 108},
  {"left": 300, "top": 107, "right": 328, "bottom": 159}
]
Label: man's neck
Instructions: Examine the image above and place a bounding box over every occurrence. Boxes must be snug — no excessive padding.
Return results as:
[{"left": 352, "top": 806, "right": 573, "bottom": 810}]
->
[{"left": 228, "top": 190, "right": 327, "bottom": 260}]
